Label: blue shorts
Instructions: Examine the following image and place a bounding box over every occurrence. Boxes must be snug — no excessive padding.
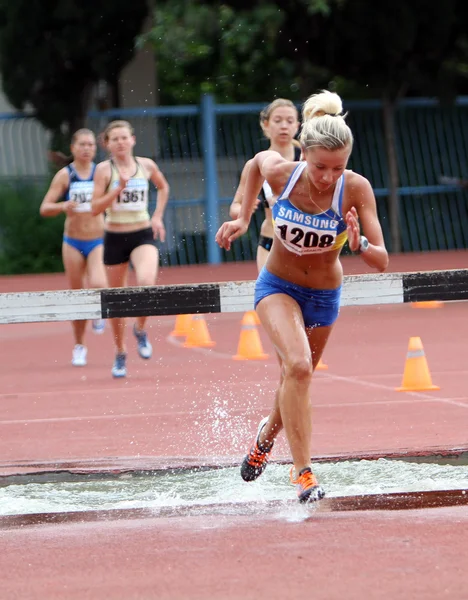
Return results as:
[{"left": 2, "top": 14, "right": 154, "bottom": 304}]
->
[
  {"left": 254, "top": 268, "right": 341, "bottom": 328},
  {"left": 63, "top": 236, "right": 103, "bottom": 259}
]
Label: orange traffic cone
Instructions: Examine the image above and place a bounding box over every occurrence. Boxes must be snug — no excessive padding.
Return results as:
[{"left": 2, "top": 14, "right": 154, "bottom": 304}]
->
[
  {"left": 315, "top": 358, "right": 328, "bottom": 371},
  {"left": 411, "top": 301, "right": 443, "bottom": 309},
  {"left": 233, "top": 312, "right": 269, "bottom": 360},
  {"left": 183, "top": 315, "right": 215, "bottom": 348},
  {"left": 169, "top": 314, "right": 193, "bottom": 337},
  {"left": 396, "top": 336, "right": 440, "bottom": 392},
  {"left": 243, "top": 310, "right": 261, "bottom": 326}
]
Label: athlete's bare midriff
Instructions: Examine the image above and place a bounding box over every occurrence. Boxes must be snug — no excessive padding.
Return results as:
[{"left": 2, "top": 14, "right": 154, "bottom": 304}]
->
[
  {"left": 64, "top": 213, "right": 105, "bottom": 240},
  {"left": 265, "top": 241, "right": 343, "bottom": 289}
]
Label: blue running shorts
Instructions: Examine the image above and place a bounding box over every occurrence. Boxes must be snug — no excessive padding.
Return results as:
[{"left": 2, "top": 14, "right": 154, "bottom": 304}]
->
[{"left": 254, "top": 267, "right": 341, "bottom": 328}]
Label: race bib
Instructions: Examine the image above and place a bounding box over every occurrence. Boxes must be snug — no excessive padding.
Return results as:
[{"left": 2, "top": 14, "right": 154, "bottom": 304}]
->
[
  {"left": 274, "top": 205, "right": 338, "bottom": 255},
  {"left": 112, "top": 178, "right": 148, "bottom": 212},
  {"left": 69, "top": 181, "right": 94, "bottom": 213}
]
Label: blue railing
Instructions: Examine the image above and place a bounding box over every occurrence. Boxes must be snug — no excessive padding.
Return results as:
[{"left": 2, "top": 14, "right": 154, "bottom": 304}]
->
[{"left": 1, "top": 95, "right": 468, "bottom": 262}]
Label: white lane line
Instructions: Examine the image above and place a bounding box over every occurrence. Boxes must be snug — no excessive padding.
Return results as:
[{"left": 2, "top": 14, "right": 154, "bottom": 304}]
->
[
  {"left": 167, "top": 334, "right": 468, "bottom": 408},
  {"left": 1, "top": 334, "right": 465, "bottom": 426},
  {"left": 320, "top": 371, "right": 468, "bottom": 409},
  {"left": 0, "top": 395, "right": 464, "bottom": 427}
]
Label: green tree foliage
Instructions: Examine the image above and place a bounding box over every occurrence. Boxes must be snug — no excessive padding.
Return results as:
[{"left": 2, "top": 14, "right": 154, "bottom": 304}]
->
[
  {"left": 0, "top": 181, "right": 64, "bottom": 274},
  {"left": 0, "top": 0, "right": 148, "bottom": 148},
  {"left": 140, "top": 0, "right": 336, "bottom": 104},
  {"left": 301, "top": 0, "right": 462, "bottom": 100},
  {"left": 141, "top": 0, "right": 358, "bottom": 104},
  {"left": 195, "top": 0, "right": 467, "bottom": 251},
  {"left": 303, "top": 0, "right": 464, "bottom": 252}
]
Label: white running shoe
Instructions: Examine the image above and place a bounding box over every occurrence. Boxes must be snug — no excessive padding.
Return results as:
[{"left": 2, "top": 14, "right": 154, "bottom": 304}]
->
[
  {"left": 133, "top": 325, "right": 152, "bottom": 359},
  {"left": 72, "top": 344, "right": 87, "bottom": 367},
  {"left": 112, "top": 353, "right": 127, "bottom": 378},
  {"left": 92, "top": 319, "right": 105, "bottom": 334}
]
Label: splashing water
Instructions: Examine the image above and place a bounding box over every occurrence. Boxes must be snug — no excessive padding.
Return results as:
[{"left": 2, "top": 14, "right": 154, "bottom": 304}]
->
[{"left": 1, "top": 459, "right": 468, "bottom": 517}]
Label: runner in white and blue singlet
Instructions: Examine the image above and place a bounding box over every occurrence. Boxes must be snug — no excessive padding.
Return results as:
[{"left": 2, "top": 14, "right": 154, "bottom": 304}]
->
[{"left": 217, "top": 90, "right": 389, "bottom": 504}]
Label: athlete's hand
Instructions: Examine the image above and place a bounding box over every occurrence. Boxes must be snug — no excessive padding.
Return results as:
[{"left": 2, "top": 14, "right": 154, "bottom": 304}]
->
[
  {"left": 118, "top": 175, "right": 128, "bottom": 192},
  {"left": 151, "top": 216, "right": 166, "bottom": 242},
  {"left": 345, "top": 206, "right": 361, "bottom": 252},
  {"left": 215, "top": 218, "right": 249, "bottom": 251},
  {"left": 62, "top": 201, "right": 79, "bottom": 214}
]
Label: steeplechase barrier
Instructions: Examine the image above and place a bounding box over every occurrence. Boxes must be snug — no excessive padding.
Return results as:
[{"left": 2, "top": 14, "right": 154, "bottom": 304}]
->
[{"left": 0, "top": 269, "right": 467, "bottom": 325}]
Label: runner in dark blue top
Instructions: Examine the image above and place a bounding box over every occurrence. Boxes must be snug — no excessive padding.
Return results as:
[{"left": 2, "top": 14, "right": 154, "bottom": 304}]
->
[{"left": 40, "top": 129, "right": 108, "bottom": 367}]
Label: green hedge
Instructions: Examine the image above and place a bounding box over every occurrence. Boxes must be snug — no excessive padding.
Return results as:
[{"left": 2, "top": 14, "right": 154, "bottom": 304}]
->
[{"left": 0, "top": 180, "right": 64, "bottom": 274}]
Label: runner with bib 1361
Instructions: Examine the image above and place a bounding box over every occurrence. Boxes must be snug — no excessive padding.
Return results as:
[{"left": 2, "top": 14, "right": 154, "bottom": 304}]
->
[{"left": 92, "top": 120, "right": 170, "bottom": 379}]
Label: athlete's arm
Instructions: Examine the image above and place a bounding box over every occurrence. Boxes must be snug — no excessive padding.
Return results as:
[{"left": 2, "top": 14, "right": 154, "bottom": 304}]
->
[
  {"left": 229, "top": 160, "right": 261, "bottom": 219},
  {"left": 216, "top": 150, "right": 288, "bottom": 250},
  {"left": 39, "top": 169, "right": 74, "bottom": 217},
  {"left": 239, "top": 151, "right": 287, "bottom": 221},
  {"left": 346, "top": 175, "right": 389, "bottom": 272},
  {"left": 144, "top": 157, "right": 170, "bottom": 242},
  {"left": 91, "top": 161, "right": 125, "bottom": 216}
]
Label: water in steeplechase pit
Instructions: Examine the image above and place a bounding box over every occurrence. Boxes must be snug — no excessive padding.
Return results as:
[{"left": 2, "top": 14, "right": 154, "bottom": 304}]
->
[{"left": 1, "top": 458, "right": 468, "bottom": 518}]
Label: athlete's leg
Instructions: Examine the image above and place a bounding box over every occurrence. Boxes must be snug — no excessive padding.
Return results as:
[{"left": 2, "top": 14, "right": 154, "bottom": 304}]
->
[
  {"left": 86, "top": 243, "right": 107, "bottom": 289},
  {"left": 255, "top": 240, "right": 280, "bottom": 447},
  {"left": 256, "top": 294, "right": 332, "bottom": 475},
  {"left": 86, "top": 243, "right": 107, "bottom": 334},
  {"left": 105, "top": 263, "right": 128, "bottom": 353},
  {"left": 129, "top": 243, "right": 158, "bottom": 332},
  {"left": 62, "top": 241, "right": 87, "bottom": 345}
]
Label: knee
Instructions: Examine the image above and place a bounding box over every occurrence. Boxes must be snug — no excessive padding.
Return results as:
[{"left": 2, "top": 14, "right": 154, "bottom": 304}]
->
[
  {"left": 88, "top": 277, "right": 107, "bottom": 290},
  {"left": 283, "top": 357, "right": 313, "bottom": 382},
  {"left": 136, "top": 274, "right": 156, "bottom": 287}
]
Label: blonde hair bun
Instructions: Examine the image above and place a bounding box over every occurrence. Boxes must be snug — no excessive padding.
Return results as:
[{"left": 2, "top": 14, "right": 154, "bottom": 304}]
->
[
  {"left": 299, "top": 90, "right": 353, "bottom": 151},
  {"left": 302, "top": 90, "right": 343, "bottom": 121}
]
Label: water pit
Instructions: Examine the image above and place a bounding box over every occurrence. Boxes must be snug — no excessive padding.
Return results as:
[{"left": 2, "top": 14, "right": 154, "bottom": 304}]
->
[{"left": 1, "top": 456, "right": 468, "bottom": 521}]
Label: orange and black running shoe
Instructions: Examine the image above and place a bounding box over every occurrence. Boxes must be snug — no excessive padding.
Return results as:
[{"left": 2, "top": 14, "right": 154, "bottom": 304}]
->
[
  {"left": 240, "top": 417, "right": 273, "bottom": 482},
  {"left": 290, "top": 466, "right": 325, "bottom": 503}
]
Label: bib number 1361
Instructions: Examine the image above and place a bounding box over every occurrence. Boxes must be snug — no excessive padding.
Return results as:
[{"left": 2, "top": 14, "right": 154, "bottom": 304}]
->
[
  {"left": 277, "top": 224, "right": 334, "bottom": 249},
  {"left": 118, "top": 190, "right": 145, "bottom": 204}
]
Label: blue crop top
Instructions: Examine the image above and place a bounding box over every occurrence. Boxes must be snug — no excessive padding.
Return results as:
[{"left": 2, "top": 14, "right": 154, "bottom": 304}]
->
[{"left": 271, "top": 162, "right": 347, "bottom": 256}]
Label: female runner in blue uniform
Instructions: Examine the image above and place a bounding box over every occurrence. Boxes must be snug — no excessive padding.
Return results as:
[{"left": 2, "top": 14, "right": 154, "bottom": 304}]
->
[
  {"left": 229, "top": 99, "right": 301, "bottom": 272},
  {"left": 92, "top": 120, "right": 170, "bottom": 378},
  {"left": 216, "top": 90, "right": 389, "bottom": 503},
  {"left": 40, "top": 129, "right": 107, "bottom": 367}
]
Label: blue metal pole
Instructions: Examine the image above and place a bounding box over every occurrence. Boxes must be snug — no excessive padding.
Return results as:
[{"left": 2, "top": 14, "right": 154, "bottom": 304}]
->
[{"left": 201, "top": 93, "right": 221, "bottom": 265}]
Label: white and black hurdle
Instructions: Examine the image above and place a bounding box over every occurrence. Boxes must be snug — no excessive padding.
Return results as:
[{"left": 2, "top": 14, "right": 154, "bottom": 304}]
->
[{"left": 0, "top": 268, "right": 467, "bottom": 325}]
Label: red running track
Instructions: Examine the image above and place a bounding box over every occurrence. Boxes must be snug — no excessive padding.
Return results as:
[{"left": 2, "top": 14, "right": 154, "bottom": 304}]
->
[{"left": 0, "top": 250, "right": 467, "bottom": 599}]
